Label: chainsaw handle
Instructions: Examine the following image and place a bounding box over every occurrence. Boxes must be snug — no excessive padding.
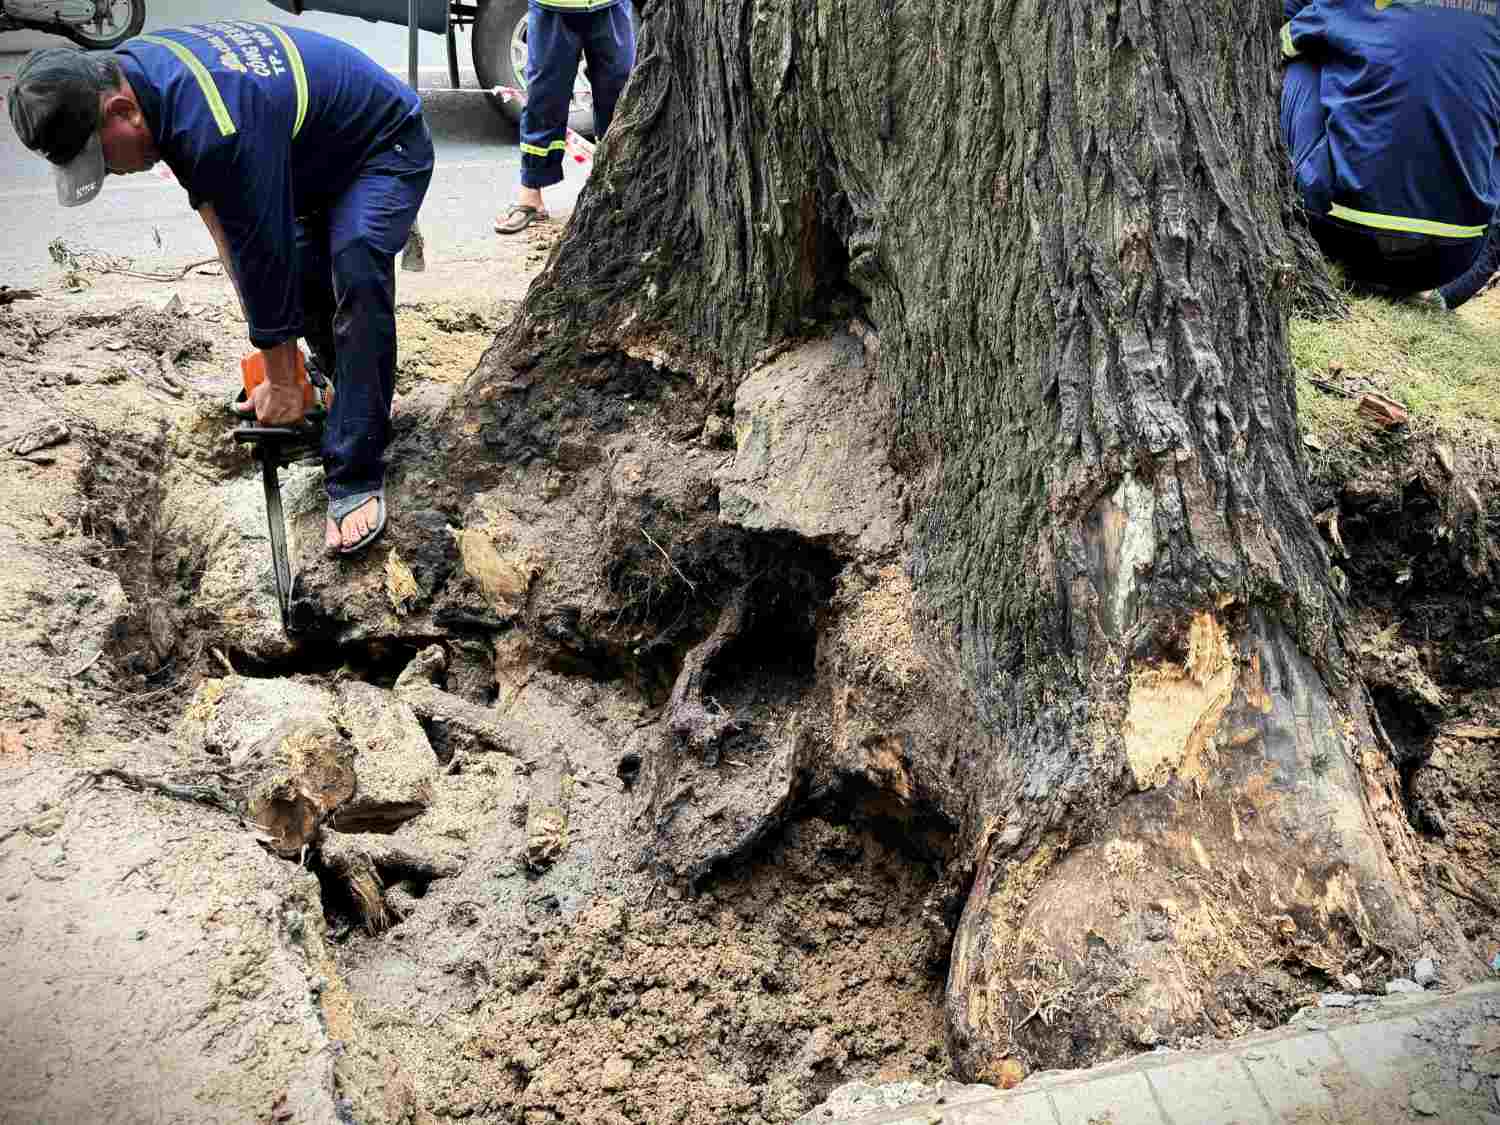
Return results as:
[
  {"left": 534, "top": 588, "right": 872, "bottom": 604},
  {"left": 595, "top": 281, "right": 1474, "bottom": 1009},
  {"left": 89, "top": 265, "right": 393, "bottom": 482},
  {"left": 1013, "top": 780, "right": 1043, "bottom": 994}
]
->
[{"left": 230, "top": 409, "right": 327, "bottom": 444}]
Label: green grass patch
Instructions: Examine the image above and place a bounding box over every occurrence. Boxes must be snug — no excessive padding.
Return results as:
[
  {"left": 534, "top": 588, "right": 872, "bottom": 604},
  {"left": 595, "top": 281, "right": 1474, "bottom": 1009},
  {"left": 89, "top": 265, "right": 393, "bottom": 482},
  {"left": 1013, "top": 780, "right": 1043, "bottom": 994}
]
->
[{"left": 1291, "top": 288, "right": 1500, "bottom": 477}]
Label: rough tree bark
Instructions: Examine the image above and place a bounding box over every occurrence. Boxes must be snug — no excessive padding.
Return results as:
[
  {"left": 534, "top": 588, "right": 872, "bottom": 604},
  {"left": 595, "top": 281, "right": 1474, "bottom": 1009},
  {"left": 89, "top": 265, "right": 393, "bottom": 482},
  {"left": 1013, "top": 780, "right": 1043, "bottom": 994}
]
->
[{"left": 435, "top": 0, "right": 1466, "bottom": 1080}]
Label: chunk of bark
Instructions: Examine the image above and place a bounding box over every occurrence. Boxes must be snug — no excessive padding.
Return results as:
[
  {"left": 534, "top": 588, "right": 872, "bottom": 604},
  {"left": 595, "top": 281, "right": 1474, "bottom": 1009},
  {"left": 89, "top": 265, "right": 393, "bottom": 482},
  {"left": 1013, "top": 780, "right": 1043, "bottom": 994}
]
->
[
  {"left": 1357, "top": 392, "right": 1409, "bottom": 428},
  {"left": 5, "top": 419, "right": 70, "bottom": 457}
]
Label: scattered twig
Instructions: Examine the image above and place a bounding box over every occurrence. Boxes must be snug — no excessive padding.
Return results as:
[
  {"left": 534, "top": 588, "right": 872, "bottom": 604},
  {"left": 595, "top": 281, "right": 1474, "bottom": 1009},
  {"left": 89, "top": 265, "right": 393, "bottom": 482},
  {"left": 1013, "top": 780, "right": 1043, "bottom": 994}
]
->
[
  {"left": 641, "top": 525, "right": 696, "bottom": 592},
  {"left": 87, "top": 767, "right": 240, "bottom": 816},
  {"left": 47, "top": 239, "right": 218, "bottom": 283},
  {"left": 70, "top": 649, "right": 103, "bottom": 677},
  {"left": 156, "top": 349, "right": 191, "bottom": 396},
  {"left": 1307, "top": 377, "right": 1358, "bottom": 399},
  {"left": 112, "top": 679, "right": 186, "bottom": 706},
  {"left": 211, "top": 648, "right": 235, "bottom": 675}
]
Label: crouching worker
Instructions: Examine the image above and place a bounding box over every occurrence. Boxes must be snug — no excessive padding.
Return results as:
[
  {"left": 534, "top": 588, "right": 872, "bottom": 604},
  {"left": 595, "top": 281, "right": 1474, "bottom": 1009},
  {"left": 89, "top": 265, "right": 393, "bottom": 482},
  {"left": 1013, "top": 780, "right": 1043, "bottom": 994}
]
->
[
  {"left": 8, "top": 22, "right": 434, "bottom": 553},
  {"left": 1279, "top": 0, "right": 1500, "bottom": 310}
]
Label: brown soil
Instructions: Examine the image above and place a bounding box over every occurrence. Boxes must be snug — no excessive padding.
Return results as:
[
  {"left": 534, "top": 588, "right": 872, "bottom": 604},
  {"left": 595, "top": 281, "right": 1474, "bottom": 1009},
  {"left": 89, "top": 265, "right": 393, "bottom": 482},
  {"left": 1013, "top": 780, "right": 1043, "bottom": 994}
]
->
[
  {"left": 393, "top": 818, "right": 946, "bottom": 1125},
  {"left": 2, "top": 236, "right": 1497, "bottom": 1124}
]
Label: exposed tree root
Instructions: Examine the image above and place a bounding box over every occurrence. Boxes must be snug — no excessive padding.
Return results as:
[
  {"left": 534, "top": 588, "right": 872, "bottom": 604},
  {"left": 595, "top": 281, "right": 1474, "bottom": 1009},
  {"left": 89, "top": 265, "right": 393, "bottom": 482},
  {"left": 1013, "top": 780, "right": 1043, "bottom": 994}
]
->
[
  {"left": 87, "top": 766, "right": 241, "bottom": 816},
  {"left": 1435, "top": 865, "right": 1500, "bottom": 916},
  {"left": 319, "top": 830, "right": 461, "bottom": 934},
  {"left": 666, "top": 583, "right": 751, "bottom": 763},
  {"left": 396, "top": 680, "right": 539, "bottom": 767}
]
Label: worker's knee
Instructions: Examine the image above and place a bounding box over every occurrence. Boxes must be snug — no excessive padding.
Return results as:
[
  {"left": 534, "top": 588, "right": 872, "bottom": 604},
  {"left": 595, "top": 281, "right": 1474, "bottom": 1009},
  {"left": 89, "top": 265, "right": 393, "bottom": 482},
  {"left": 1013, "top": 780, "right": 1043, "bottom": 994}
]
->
[
  {"left": 589, "top": 61, "right": 631, "bottom": 107},
  {"left": 331, "top": 240, "right": 396, "bottom": 318},
  {"left": 521, "top": 68, "right": 576, "bottom": 130}
]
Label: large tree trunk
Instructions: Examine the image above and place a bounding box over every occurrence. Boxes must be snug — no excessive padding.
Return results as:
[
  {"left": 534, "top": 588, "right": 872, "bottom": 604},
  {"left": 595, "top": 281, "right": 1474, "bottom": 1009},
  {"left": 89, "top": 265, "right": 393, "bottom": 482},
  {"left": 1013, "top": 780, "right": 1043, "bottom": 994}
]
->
[{"left": 434, "top": 0, "right": 1460, "bottom": 1080}]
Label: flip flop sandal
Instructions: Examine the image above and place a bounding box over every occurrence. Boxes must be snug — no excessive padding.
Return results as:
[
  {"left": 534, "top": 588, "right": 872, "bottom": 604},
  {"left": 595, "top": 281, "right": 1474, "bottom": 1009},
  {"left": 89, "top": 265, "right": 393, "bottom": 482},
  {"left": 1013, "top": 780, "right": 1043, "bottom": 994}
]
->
[
  {"left": 495, "top": 205, "right": 549, "bottom": 235},
  {"left": 328, "top": 487, "right": 387, "bottom": 557}
]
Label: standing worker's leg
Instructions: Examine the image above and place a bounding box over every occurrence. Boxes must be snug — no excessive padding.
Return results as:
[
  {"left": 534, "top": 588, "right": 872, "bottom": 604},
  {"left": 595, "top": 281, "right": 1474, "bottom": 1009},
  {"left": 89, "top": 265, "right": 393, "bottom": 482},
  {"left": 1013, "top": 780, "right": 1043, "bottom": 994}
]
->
[
  {"left": 321, "top": 116, "right": 435, "bottom": 554},
  {"left": 297, "top": 213, "right": 337, "bottom": 378},
  {"left": 496, "top": 7, "right": 579, "bottom": 234},
  {"left": 579, "top": 1, "right": 636, "bottom": 140}
]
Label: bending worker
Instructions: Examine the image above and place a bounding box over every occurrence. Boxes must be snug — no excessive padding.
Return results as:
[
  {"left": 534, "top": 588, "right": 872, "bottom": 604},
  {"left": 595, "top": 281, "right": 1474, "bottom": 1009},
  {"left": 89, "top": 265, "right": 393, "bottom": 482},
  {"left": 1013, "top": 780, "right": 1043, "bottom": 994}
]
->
[
  {"left": 8, "top": 21, "right": 433, "bottom": 553},
  {"left": 1280, "top": 0, "right": 1500, "bottom": 310}
]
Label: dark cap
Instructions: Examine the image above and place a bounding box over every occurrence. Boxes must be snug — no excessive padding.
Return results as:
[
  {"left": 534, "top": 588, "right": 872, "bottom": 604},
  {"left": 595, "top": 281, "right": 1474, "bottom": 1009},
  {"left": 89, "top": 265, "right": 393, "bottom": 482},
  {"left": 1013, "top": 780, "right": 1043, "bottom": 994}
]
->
[
  {"left": 8, "top": 47, "right": 108, "bottom": 163},
  {"left": 8, "top": 48, "right": 110, "bottom": 206}
]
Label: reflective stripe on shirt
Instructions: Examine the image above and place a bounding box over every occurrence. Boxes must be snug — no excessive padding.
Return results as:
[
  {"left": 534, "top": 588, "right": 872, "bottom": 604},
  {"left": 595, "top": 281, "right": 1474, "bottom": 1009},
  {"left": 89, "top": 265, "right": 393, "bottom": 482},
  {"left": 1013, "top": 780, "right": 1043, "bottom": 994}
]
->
[
  {"left": 263, "top": 23, "right": 309, "bottom": 138},
  {"left": 1329, "top": 203, "right": 1488, "bottom": 239},
  {"left": 138, "top": 25, "right": 309, "bottom": 140},
  {"left": 137, "top": 33, "right": 237, "bottom": 137}
]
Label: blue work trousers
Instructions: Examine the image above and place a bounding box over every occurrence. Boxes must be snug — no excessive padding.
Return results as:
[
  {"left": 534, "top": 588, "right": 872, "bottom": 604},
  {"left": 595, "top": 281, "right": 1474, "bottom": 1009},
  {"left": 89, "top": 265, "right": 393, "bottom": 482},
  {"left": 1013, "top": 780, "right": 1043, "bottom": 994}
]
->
[
  {"left": 298, "top": 115, "right": 434, "bottom": 502},
  {"left": 1281, "top": 59, "right": 1479, "bottom": 293},
  {"left": 520, "top": 2, "right": 636, "bottom": 189}
]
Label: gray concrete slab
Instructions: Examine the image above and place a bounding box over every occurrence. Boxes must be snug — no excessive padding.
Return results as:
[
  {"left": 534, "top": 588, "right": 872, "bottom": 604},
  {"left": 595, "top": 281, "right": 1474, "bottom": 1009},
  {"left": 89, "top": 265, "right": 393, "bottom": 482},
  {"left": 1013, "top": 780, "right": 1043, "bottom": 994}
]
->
[
  {"left": 800, "top": 985, "right": 1500, "bottom": 1125},
  {"left": 956, "top": 1092, "right": 1060, "bottom": 1124},
  {"left": 1144, "top": 1052, "right": 1269, "bottom": 1125},
  {"left": 1325, "top": 1014, "right": 1429, "bottom": 1095},
  {"left": 1239, "top": 1032, "right": 1342, "bottom": 1121},
  {"left": 1049, "top": 1070, "right": 1166, "bottom": 1125}
]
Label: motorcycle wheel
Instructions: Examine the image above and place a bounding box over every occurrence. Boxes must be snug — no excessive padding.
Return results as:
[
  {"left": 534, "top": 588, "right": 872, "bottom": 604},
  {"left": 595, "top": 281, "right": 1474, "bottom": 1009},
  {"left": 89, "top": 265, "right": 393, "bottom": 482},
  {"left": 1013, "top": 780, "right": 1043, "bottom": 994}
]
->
[{"left": 63, "top": 0, "right": 146, "bottom": 50}]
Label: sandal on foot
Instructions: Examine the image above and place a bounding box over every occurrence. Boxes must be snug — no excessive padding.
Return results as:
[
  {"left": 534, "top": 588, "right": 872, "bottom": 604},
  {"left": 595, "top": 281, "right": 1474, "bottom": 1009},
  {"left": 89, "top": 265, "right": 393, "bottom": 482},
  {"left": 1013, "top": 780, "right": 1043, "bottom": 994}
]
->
[
  {"left": 494, "top": 204, "right": 548, "bottom": 235},
  {"left": 327, "top": 487, "right": 387, "bottom": 557}
]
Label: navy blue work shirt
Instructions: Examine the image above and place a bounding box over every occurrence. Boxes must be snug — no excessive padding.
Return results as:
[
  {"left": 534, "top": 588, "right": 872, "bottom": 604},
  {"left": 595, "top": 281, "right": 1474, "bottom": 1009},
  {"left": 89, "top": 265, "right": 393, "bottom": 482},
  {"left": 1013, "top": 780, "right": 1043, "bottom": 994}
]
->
[
  {"left": 116, "top": 22, "right": 421, "bottom": 348},
  {"left": 1282, "top": 0, "right": 1500, "bottom": 241}
]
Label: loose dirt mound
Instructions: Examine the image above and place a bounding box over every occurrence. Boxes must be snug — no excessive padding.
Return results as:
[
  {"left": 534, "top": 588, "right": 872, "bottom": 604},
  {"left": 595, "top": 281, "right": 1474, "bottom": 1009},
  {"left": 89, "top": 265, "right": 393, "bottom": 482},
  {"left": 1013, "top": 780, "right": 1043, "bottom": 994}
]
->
[{"left": 381, "top": 817, "right": 947, "bottom": 1124}]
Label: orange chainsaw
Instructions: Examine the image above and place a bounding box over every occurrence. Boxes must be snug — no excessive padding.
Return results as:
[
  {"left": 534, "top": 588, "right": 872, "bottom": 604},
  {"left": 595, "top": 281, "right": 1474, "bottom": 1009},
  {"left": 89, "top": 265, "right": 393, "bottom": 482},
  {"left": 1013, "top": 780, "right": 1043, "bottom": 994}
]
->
[{"left": 230, "top": 351, "right": 331, "bottom": 632}]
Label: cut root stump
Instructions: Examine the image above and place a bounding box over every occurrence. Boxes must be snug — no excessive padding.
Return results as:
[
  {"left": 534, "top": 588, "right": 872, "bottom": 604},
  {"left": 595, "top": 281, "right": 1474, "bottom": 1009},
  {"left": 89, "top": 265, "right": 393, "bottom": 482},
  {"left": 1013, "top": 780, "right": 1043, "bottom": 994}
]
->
[{"left": 318, "top": 830, "right": 460, "bottom": 934}]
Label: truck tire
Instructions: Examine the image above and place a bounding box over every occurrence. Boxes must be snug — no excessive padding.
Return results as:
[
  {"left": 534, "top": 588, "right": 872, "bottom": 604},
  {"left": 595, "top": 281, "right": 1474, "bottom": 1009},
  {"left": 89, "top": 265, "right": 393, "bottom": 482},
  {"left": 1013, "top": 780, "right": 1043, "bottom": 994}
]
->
[{"left": 472, "top": 0, "right": 637, "bottom": 138}]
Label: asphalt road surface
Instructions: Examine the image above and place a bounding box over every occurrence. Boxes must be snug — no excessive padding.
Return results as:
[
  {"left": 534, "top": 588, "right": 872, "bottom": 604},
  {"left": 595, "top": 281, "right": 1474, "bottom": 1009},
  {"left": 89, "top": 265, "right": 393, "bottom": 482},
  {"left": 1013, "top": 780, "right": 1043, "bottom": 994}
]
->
[{"left": 0, "top": 1, "right": 584, "bottom": 287}]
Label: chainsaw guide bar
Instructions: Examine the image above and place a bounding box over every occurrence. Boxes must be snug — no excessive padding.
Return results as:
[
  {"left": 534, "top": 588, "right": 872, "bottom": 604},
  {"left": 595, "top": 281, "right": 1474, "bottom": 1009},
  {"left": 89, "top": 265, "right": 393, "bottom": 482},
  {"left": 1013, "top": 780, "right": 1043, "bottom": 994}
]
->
[{"left": 232, "top": 421, "right": 323, "bottom": 633}]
